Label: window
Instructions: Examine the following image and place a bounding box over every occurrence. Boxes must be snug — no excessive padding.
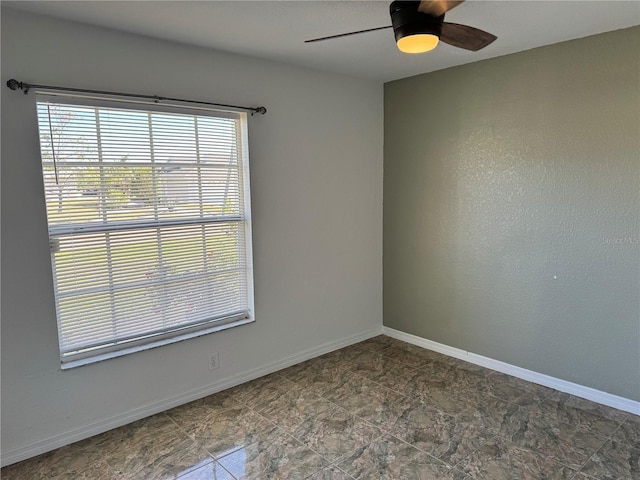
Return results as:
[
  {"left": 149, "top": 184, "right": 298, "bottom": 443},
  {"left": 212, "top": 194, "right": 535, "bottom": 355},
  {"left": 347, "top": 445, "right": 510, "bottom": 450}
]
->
[{"left": 36, "top": 95, "right": 254, "bottom": 368}]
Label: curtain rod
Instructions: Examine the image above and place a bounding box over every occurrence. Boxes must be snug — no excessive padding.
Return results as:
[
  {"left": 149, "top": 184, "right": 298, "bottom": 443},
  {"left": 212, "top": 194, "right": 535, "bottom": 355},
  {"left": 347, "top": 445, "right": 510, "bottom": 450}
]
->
[{"left": 5, "top": 79, "right": 267, "bottom": 115}]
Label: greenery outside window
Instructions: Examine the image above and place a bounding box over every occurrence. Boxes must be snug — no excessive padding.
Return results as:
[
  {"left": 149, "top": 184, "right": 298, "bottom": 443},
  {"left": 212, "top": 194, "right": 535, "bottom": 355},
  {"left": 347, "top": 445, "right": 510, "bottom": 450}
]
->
[{"left": 36, "top": 95, "right": 254, "bottom": 368}]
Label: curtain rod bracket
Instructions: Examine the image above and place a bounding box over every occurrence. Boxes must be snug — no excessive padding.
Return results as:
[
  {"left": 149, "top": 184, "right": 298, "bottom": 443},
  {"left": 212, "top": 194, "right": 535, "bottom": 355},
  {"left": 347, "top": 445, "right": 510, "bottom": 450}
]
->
[{"left": 5, "top": 78, "right": 267, "bottom": 114}]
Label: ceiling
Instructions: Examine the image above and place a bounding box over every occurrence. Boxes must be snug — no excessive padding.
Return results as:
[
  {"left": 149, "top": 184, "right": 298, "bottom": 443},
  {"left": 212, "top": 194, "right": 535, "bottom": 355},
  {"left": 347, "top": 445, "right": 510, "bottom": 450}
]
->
[{"left": 5, "top": 1, "right": 640, "bottom": 82}]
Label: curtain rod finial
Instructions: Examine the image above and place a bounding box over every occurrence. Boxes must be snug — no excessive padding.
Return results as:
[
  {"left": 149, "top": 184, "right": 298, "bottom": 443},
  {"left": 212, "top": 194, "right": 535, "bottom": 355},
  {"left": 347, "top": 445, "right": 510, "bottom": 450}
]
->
[
  {"left": 6, "top": 79, "right": 29, "bottom": 94},
  {"left": 6, "top": 79, "right": 21, "bottom": 90}
]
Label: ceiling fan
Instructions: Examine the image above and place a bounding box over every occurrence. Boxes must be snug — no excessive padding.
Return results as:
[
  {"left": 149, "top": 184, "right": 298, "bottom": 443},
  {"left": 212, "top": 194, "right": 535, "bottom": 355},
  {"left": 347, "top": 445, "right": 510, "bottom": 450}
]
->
[{"left": 305, "top": 0, "right": 497, "bottom": 54}]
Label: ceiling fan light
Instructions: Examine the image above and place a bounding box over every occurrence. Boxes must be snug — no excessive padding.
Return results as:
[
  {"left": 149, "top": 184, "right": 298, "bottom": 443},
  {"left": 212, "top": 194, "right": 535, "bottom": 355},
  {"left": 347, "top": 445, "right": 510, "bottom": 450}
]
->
[
  {"left": 397, "top": 33, "right": 439, "bottom": 53},
  {"left": 390, "top": 1, "right": 444, "bottom": 54}
]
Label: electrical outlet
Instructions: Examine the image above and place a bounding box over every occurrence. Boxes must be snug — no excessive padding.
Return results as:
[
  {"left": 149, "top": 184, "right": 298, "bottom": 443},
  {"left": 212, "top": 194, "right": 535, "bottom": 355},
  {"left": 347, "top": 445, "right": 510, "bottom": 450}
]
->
[{"left": 208, "top": 352, "right": 219, "bottom": 371}]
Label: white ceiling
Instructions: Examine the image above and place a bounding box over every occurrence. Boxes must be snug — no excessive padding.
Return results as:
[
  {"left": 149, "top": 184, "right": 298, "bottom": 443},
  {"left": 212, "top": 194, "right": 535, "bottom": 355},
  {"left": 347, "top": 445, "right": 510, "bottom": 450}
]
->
[{"left": 5, "top": 1, "right": 640, "bottom": 82}]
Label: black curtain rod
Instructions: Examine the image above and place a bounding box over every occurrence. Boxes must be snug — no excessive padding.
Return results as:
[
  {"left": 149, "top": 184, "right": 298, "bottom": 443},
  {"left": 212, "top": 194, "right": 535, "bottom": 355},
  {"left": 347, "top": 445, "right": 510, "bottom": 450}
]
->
[{"left": 5, "top": 79, "right": 267, "bottom": 115}]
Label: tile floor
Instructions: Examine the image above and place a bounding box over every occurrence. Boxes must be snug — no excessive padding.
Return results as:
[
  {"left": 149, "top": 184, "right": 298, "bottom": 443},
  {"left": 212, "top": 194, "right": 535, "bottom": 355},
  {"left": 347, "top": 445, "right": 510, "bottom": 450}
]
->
[{"left": 2, "top": 335, "right": 638, "bottom": 479}]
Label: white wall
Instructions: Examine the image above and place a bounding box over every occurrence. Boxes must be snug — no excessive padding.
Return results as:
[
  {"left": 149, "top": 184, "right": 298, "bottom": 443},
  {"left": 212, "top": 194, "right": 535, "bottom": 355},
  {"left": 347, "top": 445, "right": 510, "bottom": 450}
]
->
[{"left": 0, "top": 9, "right": 383, "bottom": 464}]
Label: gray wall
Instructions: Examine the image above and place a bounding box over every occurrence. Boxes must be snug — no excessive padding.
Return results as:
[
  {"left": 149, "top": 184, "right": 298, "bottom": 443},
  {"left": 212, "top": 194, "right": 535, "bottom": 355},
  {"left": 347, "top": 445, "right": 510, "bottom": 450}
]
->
[
  {"left": 1, "top": 9, "right": 383, "bottom": 462},
  {"left": 384, "top": 27, "right": 640, "bottom": 401}
]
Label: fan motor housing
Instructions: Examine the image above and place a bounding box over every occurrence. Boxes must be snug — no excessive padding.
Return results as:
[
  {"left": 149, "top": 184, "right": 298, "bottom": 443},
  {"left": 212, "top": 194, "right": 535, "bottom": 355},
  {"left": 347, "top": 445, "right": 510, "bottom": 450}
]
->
[{"left": 390, "top": 1, "right": 444, "bottom": 42}]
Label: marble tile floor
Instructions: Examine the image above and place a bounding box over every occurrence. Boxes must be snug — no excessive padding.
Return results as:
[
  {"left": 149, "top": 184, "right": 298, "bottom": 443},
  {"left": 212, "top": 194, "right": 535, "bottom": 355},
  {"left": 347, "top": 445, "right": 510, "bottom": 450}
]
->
[{"left": 2, "top": 335, "right": 639, "bottom": 479}]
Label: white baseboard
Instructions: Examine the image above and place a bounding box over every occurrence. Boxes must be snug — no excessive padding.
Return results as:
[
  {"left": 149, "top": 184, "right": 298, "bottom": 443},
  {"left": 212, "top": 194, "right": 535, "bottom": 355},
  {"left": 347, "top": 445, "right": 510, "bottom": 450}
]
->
[
  {"left": 383, "top": 326, "right": 640, "bottom": 416},
  {"left": 1, "top": 327, "right": 383, "bottom": 468}
]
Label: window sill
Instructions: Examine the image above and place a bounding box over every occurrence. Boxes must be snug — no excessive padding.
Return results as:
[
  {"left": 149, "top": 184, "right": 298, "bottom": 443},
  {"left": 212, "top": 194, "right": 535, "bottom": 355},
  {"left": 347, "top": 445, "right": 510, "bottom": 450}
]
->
[{"left": 60, "top": 317, "right": 255, "bottom": 370}]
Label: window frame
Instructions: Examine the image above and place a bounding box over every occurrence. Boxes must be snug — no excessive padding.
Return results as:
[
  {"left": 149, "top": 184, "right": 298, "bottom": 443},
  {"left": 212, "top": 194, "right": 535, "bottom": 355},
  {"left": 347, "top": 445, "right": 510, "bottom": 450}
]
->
[{"left": 35, "top": 93, "right": 255, "bottom": 369}]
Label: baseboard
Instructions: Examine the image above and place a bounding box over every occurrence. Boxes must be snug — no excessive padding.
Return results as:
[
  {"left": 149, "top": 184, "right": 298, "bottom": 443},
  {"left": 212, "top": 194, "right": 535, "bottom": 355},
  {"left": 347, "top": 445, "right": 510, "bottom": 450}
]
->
[
  {"left": 383, "top": 326, "right": 640, "bottom": 416},
  {"left": 1, "top": 326, "right": 383, "bottom": 468}
]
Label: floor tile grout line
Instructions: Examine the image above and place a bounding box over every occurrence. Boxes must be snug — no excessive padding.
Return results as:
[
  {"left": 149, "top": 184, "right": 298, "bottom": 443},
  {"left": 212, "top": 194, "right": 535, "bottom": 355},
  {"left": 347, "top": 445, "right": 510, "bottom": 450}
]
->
[
  {"left": 500, "top": 433, "right": 590, "bottom": 475},
  {"left": 162, "top": 406, "right": 252, "bottom": 469},
  {"left": 485, "top": 369, "right": 556, "bottom": 398},
  {"left": 318, "top": 429, "right": 389, "bottom": 470},
  {"left": 344, "top": 348, "right": 552, "bottom": 413},
  {"left": 447, "top": 433, "right": 503, "bottom": 472},
  {"left": 249, "top": 386, "right": 327, "bottom": 417},
  {"left": 216, "top": 460, "right": 240, "bottom": 480},
  {"left": 449, "top": 433, "right": 505, "bottom": 475},
  {"left": 86, "top": 412, "right": 216, "bottom": 480},
  {"left": 567, "top": 468, "right": 582, "bottom": 480},
  {"left": 346, "top": 369, "right": 408, "bottom": 394},
  {"left": 608, "top": 415, "right": 629, "bottom": 441},
  {"left": 497, "top": 405, "right": 623, "bottom": 448},
  {"left": 369, "top": 427, "right": 459, "bottom": 469},
  {"left": 570, "top": 468, "right": 606, "bottom": 480},
  {"left": 82, "top": 450, "right": 120, "bottom": 480},
  {"left": 491, "top": 427, "right": 604, "bottom": 474},
  {"left": 314, "top": 388, "right": 472, "bottom": 468},
  {"left": 183, "top": 414, "right": 259, "bottom": 464},
  {"left": 306, "top": 351, "right": 543, "bottom": 465},
  {"left": 326, "top": 367, "right": 412, "bottom": 402},
  {"left": 293, "top": 383, "right": 469, "bottom": 474},
  {"left": 161, "top": 410, "right": 204, "bottom": 443},
  {"left": 206, "top": 416, "right": 335, "bottom": 478},
  {"left": 326, "top": 461, "right": 358, "bottom": 479},
  {"left": 255, "top": 375, "right": 396, "bottom": 468},
  {"left": 174, "top": 458, "right": 240, "bottom": 480},
  {"left": 244, "top": 402, "right": 364, "bottom": 471},
  {"left": 537, "top": 395, "right": 633, "bottom": 427},
  {"left": 347, "top": 359, "right": 424, "bottom": 381},
  {"left": 379, "top": 352, "right": 438, "bottom": 372},
  {"left": 378, "top": 340, "right": 556, "bottom": 401},
  {"left": 570, "top": 432, "right": 615, "bottom": 478},
  {"left": 304, "top": 458, "right": 357, "bottom": 480}
]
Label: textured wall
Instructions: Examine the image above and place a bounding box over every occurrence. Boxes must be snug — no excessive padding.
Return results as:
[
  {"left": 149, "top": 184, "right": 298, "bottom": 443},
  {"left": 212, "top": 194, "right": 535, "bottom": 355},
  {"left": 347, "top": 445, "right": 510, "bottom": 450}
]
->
[
  {"left": 1, "top": 8, "right": 382, "bottom": 461},
  {"left": 384, "top": 27, "right": 640, "bottom": 401}
]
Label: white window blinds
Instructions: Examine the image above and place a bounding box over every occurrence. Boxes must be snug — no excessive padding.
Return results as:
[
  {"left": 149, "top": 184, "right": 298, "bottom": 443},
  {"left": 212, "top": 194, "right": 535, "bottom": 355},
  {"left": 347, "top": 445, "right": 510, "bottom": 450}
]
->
[{"left": 36, "top": 96, "right": 254, "bottom": 367}]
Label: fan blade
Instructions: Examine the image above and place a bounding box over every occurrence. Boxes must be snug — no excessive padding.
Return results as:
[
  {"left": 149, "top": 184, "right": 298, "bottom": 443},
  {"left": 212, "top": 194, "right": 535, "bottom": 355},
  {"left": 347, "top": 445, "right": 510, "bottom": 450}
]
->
[
  {"left": 418, "top": 0, "right": 465, "bottom": 16},
  {"left": 305, "top": 25, "right": 392, "bottom": 43},
  {"left": 440, "top": 22, "right": 497, "bottom": 51}
]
